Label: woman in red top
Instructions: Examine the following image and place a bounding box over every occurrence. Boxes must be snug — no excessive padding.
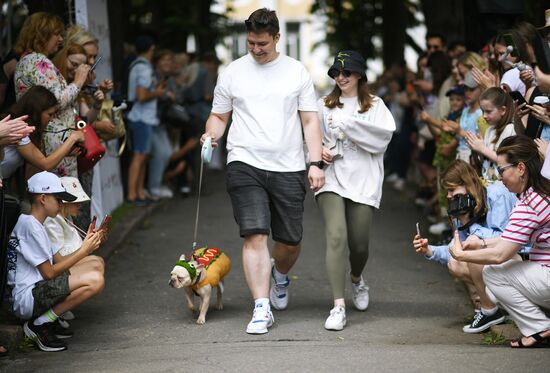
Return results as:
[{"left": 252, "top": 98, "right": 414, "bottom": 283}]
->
[{"left": 451, "top": 135, "right": 550, "bottom": 348}]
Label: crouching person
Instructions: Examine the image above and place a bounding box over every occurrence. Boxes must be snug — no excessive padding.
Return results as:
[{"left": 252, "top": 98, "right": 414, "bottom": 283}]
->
[{"left": 6, "top": 171, "right": 104, "bottom": 352}]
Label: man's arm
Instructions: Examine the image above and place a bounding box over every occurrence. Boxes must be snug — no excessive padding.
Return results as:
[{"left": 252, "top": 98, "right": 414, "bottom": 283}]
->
[
  {"left": 201, "top": 111, "right": 231, "bottom": 147},
  {"left": 300, "top": 111, "right": 325, "bottom": 192}
]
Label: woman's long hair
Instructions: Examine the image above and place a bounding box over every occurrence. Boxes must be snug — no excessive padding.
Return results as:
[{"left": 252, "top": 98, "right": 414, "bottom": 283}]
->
[
  {"left": 324, "top": 77, "right": 373, "bottom": 113},
  {"left": 479, "top": 87, "right": 515, "bottom": 144},
  {"left": 8, "top": 85, "right": 58, "bottom": 147},
  {"left": 14, "top": 12, "right": 64, "bottom": 55},
  {"left": 497, "top": 135, "right": 550, "bottom": 197},
  {"left": 442, "top": 159, "right": 487, "bottom": 217}
]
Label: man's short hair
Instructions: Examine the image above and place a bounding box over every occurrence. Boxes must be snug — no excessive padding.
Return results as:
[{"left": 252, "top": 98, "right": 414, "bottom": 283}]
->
[
  {"left": 245, "top": 8, "right": 279, "bottom": 37},
  {"left": 426, "top": 32, "right": 447, "bottom": 46}
]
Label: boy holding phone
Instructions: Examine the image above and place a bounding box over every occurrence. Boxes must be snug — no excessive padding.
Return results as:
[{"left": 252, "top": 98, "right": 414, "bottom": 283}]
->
[{"left": 7, "top": 172, "right": 105, "bottom": 352}]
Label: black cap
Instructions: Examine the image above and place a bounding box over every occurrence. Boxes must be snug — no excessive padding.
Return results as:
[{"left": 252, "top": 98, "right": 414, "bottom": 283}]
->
[
  {"left": 328, "top": 50, "right": 366, "bottom": 80},
  {"left": 445, "top": 85, "right": 465, "bottom": 97}
]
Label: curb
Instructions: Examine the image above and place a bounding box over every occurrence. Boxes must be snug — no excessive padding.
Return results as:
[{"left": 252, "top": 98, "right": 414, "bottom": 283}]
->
[{"left": 0, "top": 201, "right": 162, "bottom": 358}]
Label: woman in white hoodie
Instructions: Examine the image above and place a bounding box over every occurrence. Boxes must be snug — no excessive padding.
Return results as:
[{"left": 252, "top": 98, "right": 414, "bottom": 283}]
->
[{"left": 316, "top": 50, "right": 395, "bottom": 331}]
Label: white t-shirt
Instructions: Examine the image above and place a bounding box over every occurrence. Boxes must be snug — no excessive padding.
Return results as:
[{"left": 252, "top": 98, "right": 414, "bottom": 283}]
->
[
  {"left": 0, "top": 136, "right": 30, "bottom": 179},
  {"left": 7, "top": 214, "right": 60, "bottom": 319},
  {"left": 44, "top": 215, "right": 83, "bottom": 256},
  {"left": 212, "top": 53, "right": 318, "bottom": 172},
  {"left": 482, "top": 123, "right": 516, "bottom": 182},
  {"left": 501, "top": 67, "right": 526, "bottom": 97}
]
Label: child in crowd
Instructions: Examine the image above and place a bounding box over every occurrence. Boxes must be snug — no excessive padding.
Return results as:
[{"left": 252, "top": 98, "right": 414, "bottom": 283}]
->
[
  {"left": 465, "top": 87, "right": 516, "bottom": 183},
  {"left": 6, "top": 171, "right": 105, "bottom": 352},
  {"left": 412, "top": 160, "right": 517, "bottom": 333},
  {"left": 0, "top": 86, "right": 85, "bottom": 180}
]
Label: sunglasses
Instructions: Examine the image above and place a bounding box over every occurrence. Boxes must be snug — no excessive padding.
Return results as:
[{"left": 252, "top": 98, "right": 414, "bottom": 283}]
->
[
  {"left": 329, "top": 69, "right": 353, "bottom": 79},
  {"left": 497, "top": 164, "right": 515, "bottom": 176}
]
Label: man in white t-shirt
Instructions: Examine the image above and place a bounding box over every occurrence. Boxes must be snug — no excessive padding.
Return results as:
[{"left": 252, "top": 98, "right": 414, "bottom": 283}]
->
[{"left": 201, "top": 8, "right": 324, "bottom": 334}]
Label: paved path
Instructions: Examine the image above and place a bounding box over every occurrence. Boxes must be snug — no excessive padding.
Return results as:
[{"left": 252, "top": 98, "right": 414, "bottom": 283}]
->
[{"left": 2, "top": 171, "right": 549, "bottom": 372}]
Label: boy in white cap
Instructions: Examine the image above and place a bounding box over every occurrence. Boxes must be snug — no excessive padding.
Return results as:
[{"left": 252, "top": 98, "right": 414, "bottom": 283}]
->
[{"left": 6, "top": 171, "right": 105, "bottom": 352}]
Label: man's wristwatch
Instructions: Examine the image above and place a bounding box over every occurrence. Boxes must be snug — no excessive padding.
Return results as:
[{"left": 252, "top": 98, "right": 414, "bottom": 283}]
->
[{"left": 309, "top": 160, "right": 324, "bottom": 170}]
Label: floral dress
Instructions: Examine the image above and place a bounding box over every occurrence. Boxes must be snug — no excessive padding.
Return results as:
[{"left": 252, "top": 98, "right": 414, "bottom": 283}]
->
[{"left": 14, "top": 52, "right": 80, "bottom": 177}]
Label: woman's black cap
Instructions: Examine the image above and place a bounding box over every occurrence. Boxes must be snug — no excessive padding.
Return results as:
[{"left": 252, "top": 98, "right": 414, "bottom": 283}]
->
[{"left": 328, "top": 50, "right": 367, "bottom": 80}]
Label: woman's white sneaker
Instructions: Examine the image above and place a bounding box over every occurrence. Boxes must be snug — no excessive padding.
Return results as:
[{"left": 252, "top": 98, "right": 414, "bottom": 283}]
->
[
  {"left": 324, "top": 305, "right": 346, "bottom": 331},
  {"left": 352, "top": 277, "right": 370, "bottom": 311}
]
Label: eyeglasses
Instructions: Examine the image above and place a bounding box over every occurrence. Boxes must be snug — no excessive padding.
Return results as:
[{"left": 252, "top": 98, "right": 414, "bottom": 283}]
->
[
  {"left": 497, "top": 164, "right": 515, "bottom": 176},
  {"left": 328, "top": 69, "right": 352, "bottom": 79}
]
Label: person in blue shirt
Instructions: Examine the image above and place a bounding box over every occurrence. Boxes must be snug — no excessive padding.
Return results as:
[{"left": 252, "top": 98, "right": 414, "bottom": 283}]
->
[{"left": 413, "top": 159, "right": 519, "bottom": 333}]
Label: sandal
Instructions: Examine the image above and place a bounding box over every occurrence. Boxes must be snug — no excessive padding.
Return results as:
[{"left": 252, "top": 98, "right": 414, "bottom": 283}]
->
[{"left": 510, "top": 332, "right": 550, "bottom": 348}]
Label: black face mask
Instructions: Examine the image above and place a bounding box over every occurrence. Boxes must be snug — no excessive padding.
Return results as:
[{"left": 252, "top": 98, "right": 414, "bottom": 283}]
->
[{"left": 447, "top": 193, "right": 477, "bottom": 217}]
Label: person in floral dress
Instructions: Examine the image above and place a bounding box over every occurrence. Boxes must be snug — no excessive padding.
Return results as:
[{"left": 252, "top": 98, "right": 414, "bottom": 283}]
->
[{"left": 13, "top": 12, "right": 90, "bottom": 177}]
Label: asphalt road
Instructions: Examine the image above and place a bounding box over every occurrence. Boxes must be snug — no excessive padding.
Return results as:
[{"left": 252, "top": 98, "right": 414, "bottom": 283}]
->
[{"left": 2, "top": 171, "right": 549, "bottom": 372}]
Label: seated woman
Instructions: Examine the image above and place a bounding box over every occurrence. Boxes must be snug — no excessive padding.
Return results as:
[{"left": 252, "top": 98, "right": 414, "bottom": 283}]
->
[
  {"left": 413, "top": 159, "right": 518, "bottom": 333},
  {"left": 0, "top": 85, "right": 84, "bottom": 180},
  {"left": 450, "top": 135, "right": 550, "bottom": 348}
]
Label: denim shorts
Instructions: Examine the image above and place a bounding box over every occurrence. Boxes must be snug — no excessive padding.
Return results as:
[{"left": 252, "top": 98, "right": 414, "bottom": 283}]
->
[
  {"left": 128, "top": 119, "right": 153, "bottom": 154},
  {"left": 226, "top": 161, "right": 306, "bottom": 246},
  {"left": 32, "top": 271, "right": 70, "bottom": 318}
]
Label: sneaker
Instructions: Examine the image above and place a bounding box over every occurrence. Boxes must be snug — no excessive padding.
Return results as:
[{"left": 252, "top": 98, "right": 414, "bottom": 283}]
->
[
  {"left": 414, "top": 197, "right": 428, "bottom": 207},
  {"left": 351, "top": 277, "right": 370, "bottom": 311},
  {"left": 24, "top": 320, "right": 67, "bottom": 352},
  {"left": 179, "top": 185, "right": 192, "bottom": 195},
  {"left": 246, "top": 305, "right": 274, "bottom": 334},
  {"left": 61, "top": 311, "right": 75, "bottom": 320},
  {"left": 269, "top": 263, "right": 290, "bottom": 310},
  {"left": 463, "top": 309, "right": 506, "bottom": 333},
  {"left": 385, "top": 173, "right": 399, "bottom": 183},
  {"left": 393, "top": 178, "right": 405, "bottom": 191},
  {"left": 324, "top": 305, "right": 347, "bottom": 331},
  {"left": 54, "top": 319, "right": 73, "bottom": 339},
  {"left": 149, "top": 187, "right": 173, "bottom": 199},
  {"left": 429, "top": 222, "right": 450, "bottom": 235}
]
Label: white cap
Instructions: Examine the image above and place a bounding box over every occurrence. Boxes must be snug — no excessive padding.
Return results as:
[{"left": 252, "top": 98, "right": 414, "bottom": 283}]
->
[
  {"left": 60, "top": 177, "right": 90, "bottom": 203},
  {"left": 27, "top": 171, "right": 77, "bottom": 202}
]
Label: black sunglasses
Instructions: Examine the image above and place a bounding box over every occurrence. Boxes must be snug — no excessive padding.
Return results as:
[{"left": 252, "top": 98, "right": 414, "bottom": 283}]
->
[
  {"left": 496, "top": 164, "right": 515, "bottom": 176},
  {"left": 329, "top": 69, "right": 353, "bottom": 79}
]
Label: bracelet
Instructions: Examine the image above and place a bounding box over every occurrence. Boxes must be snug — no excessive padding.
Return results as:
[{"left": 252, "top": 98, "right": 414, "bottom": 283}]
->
[{"left": 480, "top": 237, "right": 487, "bottom": 249}]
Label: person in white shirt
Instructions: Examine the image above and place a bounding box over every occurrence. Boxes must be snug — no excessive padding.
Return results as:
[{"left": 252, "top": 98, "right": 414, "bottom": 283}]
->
[
  {"left": 200, "top": 8, "right": 324, "bottom": 334},
  {"left": 315, "top": 50, "right": 395, "bottom": 331}
]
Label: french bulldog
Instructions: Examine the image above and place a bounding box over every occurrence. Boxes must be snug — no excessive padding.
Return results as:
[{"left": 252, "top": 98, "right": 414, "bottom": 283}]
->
[{"left": 169, "top": 247, "right": 231, "bottom": 324}]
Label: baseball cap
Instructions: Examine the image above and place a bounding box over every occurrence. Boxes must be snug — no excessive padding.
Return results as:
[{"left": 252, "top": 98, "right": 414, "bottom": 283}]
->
[
  {"left": 27, "top": 171, "right": 77, "bottom": 202},
  {"left": 445, "top": 85, "right": 465, "bottom": 96},
  {"left": 328, "top": 50, "right": 367, "bottom": 80},
  {"left": 60, "top": 177, "right": 90, "bottom": 203},
  {"left": 463, "top": 71, "right": 478, "bottom": 89}
]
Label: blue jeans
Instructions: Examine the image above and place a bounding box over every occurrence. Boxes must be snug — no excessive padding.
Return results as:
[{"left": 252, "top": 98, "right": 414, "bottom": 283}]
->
[{"left": 148, "top": 126, "right": 172, "bottom": 191}]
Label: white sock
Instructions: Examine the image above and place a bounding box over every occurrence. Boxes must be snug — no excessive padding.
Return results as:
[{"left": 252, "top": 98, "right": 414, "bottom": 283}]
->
[
  {"left": 273, "top": 267, "right": 288, "bottom": 284},
  {"left": 481, "top": 306, "right": 498, "bottom": 316},
  {"left": 33, "top": 309, "right": 59, "bottom": 326},
  {"left": 254, "top": 298, "right": 270, "bottom": 310}
]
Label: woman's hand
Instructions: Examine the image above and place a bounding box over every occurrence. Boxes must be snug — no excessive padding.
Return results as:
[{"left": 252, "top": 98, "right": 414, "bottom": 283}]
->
[
  {"left": 526, "top": 104, "right": 550, "bottom": 124},
  {"left": 321, "top": 147, "right": 333, "bottom": 164},
  {"left": 519, "top": 67, "right": 535, "bottom": 88},
  {"left": 471, "top": 67, "right": 498, "bottom": 90},
  {"left": 448, "top": 231, "right": 464, "bottom": 260},
  {"left": 93, "top": 89, "right": 105, "bottom": 104},
  {"left": 0, "top": 115, "right": 34, "bottom": 145},
  {"left": 99, "top": 79, "right": 114, "bottom": 93},
  {"left": 74, "top": 64, "right": 92, "bottom": 88},
  {"left": 535, "top": 138, "right": 548, "bottom": 159},
  {"left": 69, "top": 130, "right": 85, "bottom": 144},
  {"left": 82, "top": 231, "right": 102, "bottom": 254},
  {"left": 464, "top": 131, "right": 485, "bottom": 153},
  {"left": 94, "top": 119, "right": 116, "bottom": 134},
  {"left": 441, "top": 119, "right": 460, "bottom": 133},
  {"left": 413, "top": 234, "right": 432, "bottom": 257}
]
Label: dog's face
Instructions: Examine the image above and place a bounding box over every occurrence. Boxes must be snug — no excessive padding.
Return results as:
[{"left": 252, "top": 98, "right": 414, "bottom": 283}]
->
[{"left": 169, "top": 265, "right": 192, "bottom": 288}]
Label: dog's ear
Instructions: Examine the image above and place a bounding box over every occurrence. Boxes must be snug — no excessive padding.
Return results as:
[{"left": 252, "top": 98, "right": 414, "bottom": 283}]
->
[{"left": 179, "top": 254, "right": 187, "bottom": 261}]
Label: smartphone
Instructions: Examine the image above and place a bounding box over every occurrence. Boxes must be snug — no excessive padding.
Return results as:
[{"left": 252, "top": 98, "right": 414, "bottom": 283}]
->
[
  {"left": 99, "top": 214, "right": 112, "bottom": 230},
  {"left": 89, "top": 55, "right": 103, "bottom": 72},
  {"left": 502, "top": 33, "right": 519, "bottom": 58},
  {"left": 509, "top": 91, "right": 527, "bottom": 105},
  {"left": 90, "top": 215, "right": 97, "bottom": 231},
  {"left": 416, "top": 222, "right": 421, "bottom": 237}
]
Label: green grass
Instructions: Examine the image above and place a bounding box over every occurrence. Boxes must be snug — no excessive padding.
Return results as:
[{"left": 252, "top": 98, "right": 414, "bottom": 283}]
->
[
  {"left": 109, "top": 202, "right": 134, "bottom": 228},
  {"left": 481, "top": 331, "right": 506, "bottom": 345}
]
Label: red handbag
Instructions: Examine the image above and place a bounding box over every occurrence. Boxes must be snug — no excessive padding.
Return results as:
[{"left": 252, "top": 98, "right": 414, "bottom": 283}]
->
[{"left": 75, "top": 116, "right": 106, "bottom": 173}]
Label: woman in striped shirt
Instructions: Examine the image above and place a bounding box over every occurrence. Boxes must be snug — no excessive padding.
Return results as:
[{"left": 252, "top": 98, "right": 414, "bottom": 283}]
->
[{"left": 450, "top": 135, "right": 550, "bottom": 348}]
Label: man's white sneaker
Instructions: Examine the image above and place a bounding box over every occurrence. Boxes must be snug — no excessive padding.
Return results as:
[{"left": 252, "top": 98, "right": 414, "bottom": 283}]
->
[
  {"left": 270, "top": 264, "right": 290, "bottom": 310},
  {"left": 246, "top": 306, "right": 274, "bottom": 334},
  {"left": 429, "top": 221, "right": 450, "bottom": 235},
  {"left": 324, "top": 305, "right": 346, "bottom": 331},
  {"left": 352, "top": 277, "right": 370, "bottom": 311}
]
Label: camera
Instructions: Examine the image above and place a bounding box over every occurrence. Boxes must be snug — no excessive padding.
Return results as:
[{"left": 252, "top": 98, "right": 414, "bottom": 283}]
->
[{"left": 447, "top": 194, "right": 476, "bottom": 217}]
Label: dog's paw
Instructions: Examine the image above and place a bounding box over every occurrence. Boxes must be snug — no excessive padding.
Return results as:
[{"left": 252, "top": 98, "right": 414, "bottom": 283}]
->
[
  {"left": 217, "top": 302, "right": 224, "bottom": 310},
  {"left": 196, "top": 317, "right": 206, "bottom": 325},
  {"left": 187, "top": 305, "right": 197, "bottom": 313}
]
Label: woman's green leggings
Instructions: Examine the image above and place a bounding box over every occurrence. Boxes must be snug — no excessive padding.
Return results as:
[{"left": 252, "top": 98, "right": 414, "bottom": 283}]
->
[{"left": 317, "top": 192, "right": 373, "bottom": 300}]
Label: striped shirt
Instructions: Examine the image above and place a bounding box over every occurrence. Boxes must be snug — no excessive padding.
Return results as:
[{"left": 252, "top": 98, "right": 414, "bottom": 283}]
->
[{"left": 501, "top": 187, "right": 550, "bottom": 267}]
